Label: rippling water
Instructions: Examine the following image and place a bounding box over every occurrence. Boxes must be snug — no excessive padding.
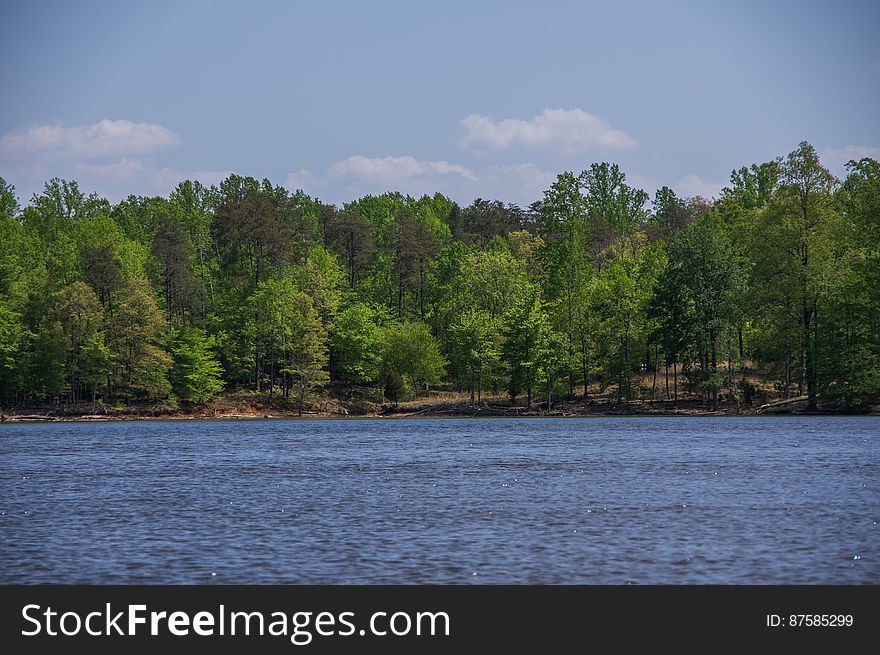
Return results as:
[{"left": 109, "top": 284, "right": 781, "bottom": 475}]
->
[{"left": 0, "top": 417, "right": 876, "bottom": 584}]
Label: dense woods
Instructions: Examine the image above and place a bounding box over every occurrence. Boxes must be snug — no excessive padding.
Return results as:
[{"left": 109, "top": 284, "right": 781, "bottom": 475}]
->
[{"left": 1, "top": 142, "right": 878, "bottom": 414}]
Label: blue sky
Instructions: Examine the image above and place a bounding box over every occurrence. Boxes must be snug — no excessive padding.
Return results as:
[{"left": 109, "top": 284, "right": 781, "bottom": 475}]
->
[{"left": 1, "top": 0, "right": 878, "bottom": 207}]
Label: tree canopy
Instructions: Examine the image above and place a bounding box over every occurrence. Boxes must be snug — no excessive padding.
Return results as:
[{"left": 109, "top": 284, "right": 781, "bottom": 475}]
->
[{"left": 1, "top": 142, "right": 877, "bottom": 413}]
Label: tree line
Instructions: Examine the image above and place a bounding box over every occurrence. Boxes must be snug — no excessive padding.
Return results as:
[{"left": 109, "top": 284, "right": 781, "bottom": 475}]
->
[{"left": 0, "top": 142, "right": 877, "bottom": 413}]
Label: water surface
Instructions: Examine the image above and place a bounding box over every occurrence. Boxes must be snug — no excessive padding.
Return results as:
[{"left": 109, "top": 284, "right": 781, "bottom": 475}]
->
[{"left": 1, "top": 416, "right": 876, "bottom": 583}]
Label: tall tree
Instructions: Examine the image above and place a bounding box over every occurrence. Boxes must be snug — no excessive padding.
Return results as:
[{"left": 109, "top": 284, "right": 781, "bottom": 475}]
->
[
  {"left": 170, "top": 327, "right": 224, "bottom": 404},
  {"left": 151, "top": 216, "right": 198, "bottom": 324},
  {"left": 325, "top": 204, "right": 377, "bottom": 289},
  {"left": 760, "top": 142, "right": 837, "bottom": 410},
  {"left": 664, "top": 214, "right": 744, "bottom": 409},
  {"left": 502, "top": 296, "right": 550, "bottom": 409},
  {"left": 281, "top": 291, "right": 329, "bottom": 415},
  {"left": 389, "top": 211, "right": 440, "bottom": 320},
  {"left": 330, "top": 302, "right": 383, "bottom": 393},
  {"left": 448, "top": 309, "right": 500, "bottom": 403},
  {"left": 46, "top": 281, "right": 104, "bottom": 404},
  {"left": 108, "top": 278, "right": 172, "bottom": 398}
]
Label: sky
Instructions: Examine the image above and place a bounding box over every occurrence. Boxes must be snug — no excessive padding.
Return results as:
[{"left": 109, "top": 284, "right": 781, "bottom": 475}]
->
[{"left": 1, "top": 0, "right": 878, "bottom": 208}]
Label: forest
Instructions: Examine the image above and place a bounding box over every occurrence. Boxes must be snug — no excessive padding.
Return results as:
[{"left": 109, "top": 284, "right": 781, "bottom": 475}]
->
[{"left": 0, "top": 141, "right": 878, "bottom": 415}]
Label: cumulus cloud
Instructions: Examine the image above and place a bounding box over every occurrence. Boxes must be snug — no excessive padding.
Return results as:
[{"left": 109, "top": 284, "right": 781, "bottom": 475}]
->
[
  {"left": 0, "top": 119, "right": 235, "bottom": 201},
  {"left": 460, "top": 108, "right": 637, "bottom": 154},
  {"left": 673, "top": 174, "right": 724, "bottom": 200},
  {"left": 319, "top": 155, "right": 477, "bottom": 203},
  {"left": 0, "top": 119, "right": 180, "bottom": 159},
  {"left": 71, "top": 158, "right": 230, "bottom": 200},
  {"left": 285, "top": 168, "right": 316, "bottom": 192},
  {"left": 329, "top": 155, "right": 476, "bottom": 184},
  {"left": 482, "top": 163, "right": 557, "bottom": 205}
]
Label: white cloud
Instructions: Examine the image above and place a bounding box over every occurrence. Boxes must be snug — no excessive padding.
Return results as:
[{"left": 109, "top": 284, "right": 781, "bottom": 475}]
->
[
  {"left": 285, "top": 168, "right": 316, "bottom": 192},
  {"left": 482, "top": 163, "right": 556, "bottom": 205},
  {"left": 0, "top": 119, "right": 180, "bottom": 159},
  {"left": 460, "top": 108, "right": 637, "bottom": 154},
  {"left": 74, "top": 157, "right": 150, "bottom": 179},
  {"left": 72, "top": 158, "right": 230, "bottom": 200},
  {"left": 329, "top": 155, "right": 476, "bottom": 184},
  {"left": 0, "top": 119, "right": 233, "bottom": 202},
  {"left": 319, "top": 155, "right": 477, "bottom": 203},
  {"left": 673, "top": 174, "right": 724, "bottom": 200},
  {"left": 501, "top": 163, "right": 557, "bottom": 189}
]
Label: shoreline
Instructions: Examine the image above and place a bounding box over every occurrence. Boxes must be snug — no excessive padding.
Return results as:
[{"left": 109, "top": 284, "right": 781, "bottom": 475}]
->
[{"left": 3, "top": 399, "right": 876, "bottom": 424}]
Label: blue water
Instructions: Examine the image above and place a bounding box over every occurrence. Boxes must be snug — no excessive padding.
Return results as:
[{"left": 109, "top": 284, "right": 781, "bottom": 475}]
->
[{"left": 0, "top": 417, "right": 876, "bottom": 584}]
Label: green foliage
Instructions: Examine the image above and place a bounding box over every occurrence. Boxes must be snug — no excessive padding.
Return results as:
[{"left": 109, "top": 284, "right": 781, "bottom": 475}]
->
[
  {"left": 47, "top": 281, "right": 104, "bottom": 403},
  {"left": 448, "top": 309, "right": 500, "bottom": 401},
  {"left": 380, "top": 322, "right": 446, "bottom": 397},
  {"left": 331, "top": 302, "right": 382, "bottom": 387},
  {"left": 170, "top": 328, "right": 224, "bottom": 403},
  {"left": 502, "top": 295, "right": 550, "bottom": 408},
  {"left": 281, "top": 291, "right": 330, "bottom": 414},
  {"left": 1, "top": 144, "right": 876, "bottom": 413},
  {"left": 0, "top": 177, "right": 19, "bottom": 219},
  {"left": 383, "top": 370, "right": 405, "bottom": 405},
  {"left": 110, "top": 278, "right": 172, "bottom": 398}
]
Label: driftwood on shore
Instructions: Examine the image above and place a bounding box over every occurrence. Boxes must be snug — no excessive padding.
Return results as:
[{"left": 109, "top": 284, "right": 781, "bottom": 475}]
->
[{"left": 755, "top": 396, "right": 809, "bottom": 414}]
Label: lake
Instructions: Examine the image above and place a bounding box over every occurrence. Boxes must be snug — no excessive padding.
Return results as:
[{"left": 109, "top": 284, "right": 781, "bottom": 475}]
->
[{"left": 0, "top": 416, "right": 876, "bottom": 584}]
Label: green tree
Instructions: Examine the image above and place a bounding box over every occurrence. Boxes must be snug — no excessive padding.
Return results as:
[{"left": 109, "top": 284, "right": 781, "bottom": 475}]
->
[
  {"left": 109, "top": 278, "right": 172, "bottom": 398},
  {"left": 282, "top": 291, "right": 329, "bottom": 415},
  {"left": 581, "top": 162, "right": 649, "bottom": 260},
  {"left": 380, "top": 322, "right": 446, "bottom": 398},
  {"left": 502, "top": 296, "right": 550, "bottom": 409},
  {"left": 325, "top": 204, "right": 377, "bottom": 289},
  {"left": 330, "top": 302, "right": 383, "bottom": 392},
  {"left": 170, "top": 328, "right": 224, "bottom": 403},
  {"left": 664, "top": 214, "right": 744, "bottom": 409},
  {"left": 818, "top": 158, "right": 880, "bottom": 404},
  {"left": 47, "top": 281, "right": 104, "bottom": 403},
  {"left": 448, "top": 309, "right": 500, "bottom": 403},
  {"left": 588, "top": 263, "right": 640, "bottom": 404},
  {"left": 758, "top": 142, "right": 837, "bottom": 410}
]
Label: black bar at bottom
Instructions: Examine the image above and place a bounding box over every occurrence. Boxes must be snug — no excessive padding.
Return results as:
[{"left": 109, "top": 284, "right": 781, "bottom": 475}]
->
[{"left": 1, "top": 585, "right": 874, "bottom": 652}]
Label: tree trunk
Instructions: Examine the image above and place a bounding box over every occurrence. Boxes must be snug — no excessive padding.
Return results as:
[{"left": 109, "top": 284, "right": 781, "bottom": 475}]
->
[
  {"left": 567, "top": 284, "right": 574, "bottom": 399},
  {"left": 710, "top": 331, "right": 719, "bottom": 411},
  {"left": 652, "top": 345, "right": 658, "bottom": 398},
  {"left": 269, "top": 351, "right": 275, "bottom": 397},
  {"left": 398, "top": 270, "right": 403, "bottom": 319},
  {"left": 581, "top": 351, "right": 589, "bottom": 400},
  {"left": 673, "top": 359, "right": 678, "bottom": 407},
  {"left": 785, "top": 356, "right": 791, "bottom": 399},
  {"left": 665, "top": 360, "right": 670, "bottom": 400},
  {"left": 805, "top": 304, "right": 817, "bottom": 410}
]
